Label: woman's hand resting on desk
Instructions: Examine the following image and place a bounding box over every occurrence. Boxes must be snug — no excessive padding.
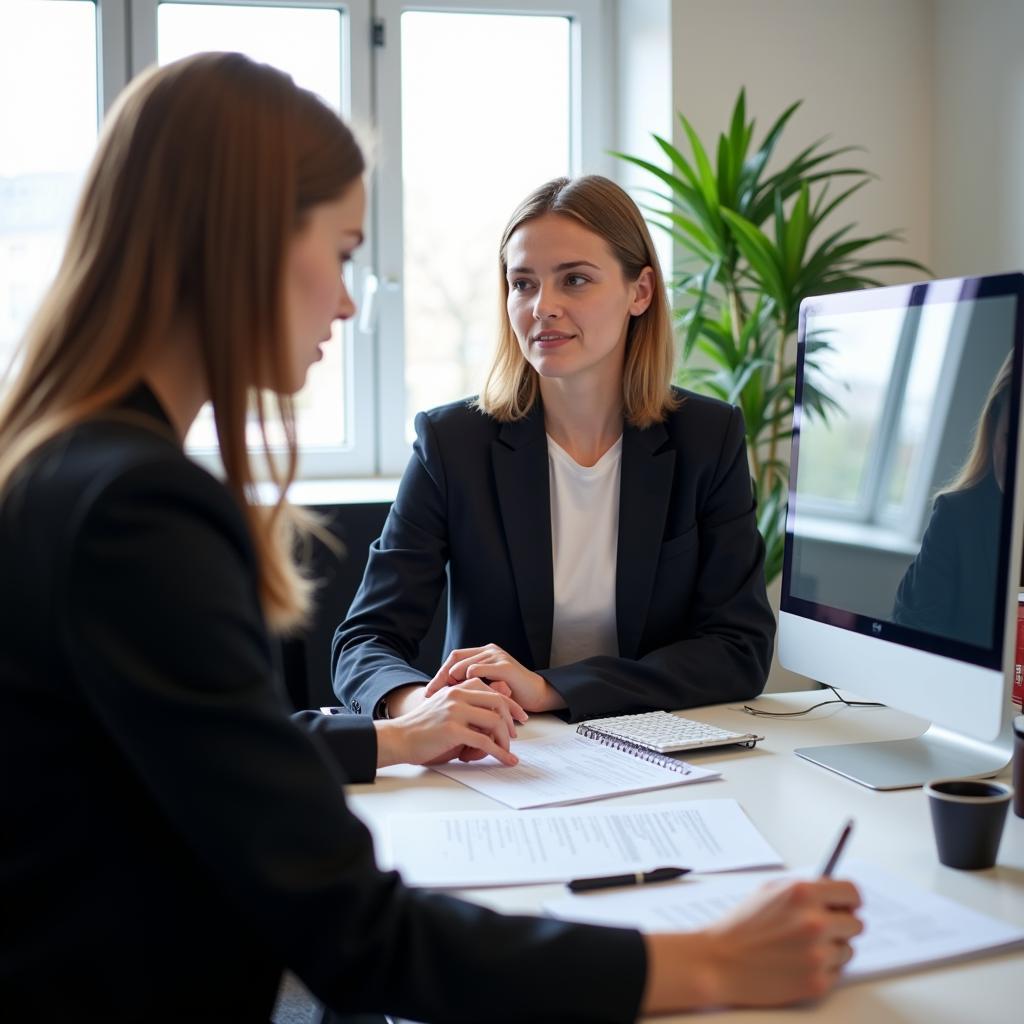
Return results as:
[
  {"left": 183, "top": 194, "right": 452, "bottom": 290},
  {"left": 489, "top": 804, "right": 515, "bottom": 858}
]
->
[
  {"left": 423, "top": 643, "right": 567, "bottom": 713},
  {"left": 374, "top": 679, "right": 528, "bottom": 769},
  {"left": 643, "top": 878, "right": 863, "bottom": 1013}
]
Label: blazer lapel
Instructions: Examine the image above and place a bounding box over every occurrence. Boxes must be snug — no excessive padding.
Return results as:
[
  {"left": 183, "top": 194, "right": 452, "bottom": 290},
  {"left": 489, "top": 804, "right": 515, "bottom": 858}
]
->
[
  {"left": 492, "top": 406, "right": 553, "bottom": 668},
  {"left": 616, "top": 420, "right": 674, "bottom": 658}
]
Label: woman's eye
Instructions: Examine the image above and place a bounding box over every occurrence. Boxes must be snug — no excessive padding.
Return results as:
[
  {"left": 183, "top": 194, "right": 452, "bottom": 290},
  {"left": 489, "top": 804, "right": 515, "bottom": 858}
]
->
[
  {"left": 565, "top": 274, "right": 588, "bottom": 287},
  {"left": 510, "top": 279, "right": 532, "bottom": 293}
]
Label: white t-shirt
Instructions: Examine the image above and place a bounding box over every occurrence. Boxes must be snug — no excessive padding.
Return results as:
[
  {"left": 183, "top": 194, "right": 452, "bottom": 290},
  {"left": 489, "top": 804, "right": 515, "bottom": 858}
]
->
[{"left": 546, "top": 434, "right": 622, "bottom": 668}]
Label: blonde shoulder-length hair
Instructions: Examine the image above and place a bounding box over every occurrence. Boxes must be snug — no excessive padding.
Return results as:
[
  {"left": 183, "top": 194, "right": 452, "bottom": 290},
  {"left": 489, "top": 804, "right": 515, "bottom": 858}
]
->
[
  {"left": 938, "top": 350, "right": 1013, "bottom": 497},
  {"left": 0, "top": 52, "right": 365, "bottom": 633},
  {"left": 476, "top": 175, "right": 678, "bottom": 428}
]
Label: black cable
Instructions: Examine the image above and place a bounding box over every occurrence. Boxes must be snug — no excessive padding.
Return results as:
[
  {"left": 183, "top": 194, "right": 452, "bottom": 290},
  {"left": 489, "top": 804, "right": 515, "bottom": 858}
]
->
[{"left": 742, "top": 683, "right": 885, "bottom": 718}]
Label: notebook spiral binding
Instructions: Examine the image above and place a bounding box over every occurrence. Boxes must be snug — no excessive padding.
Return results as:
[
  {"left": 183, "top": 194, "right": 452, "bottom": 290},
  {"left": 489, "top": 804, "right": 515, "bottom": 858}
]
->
[{"left": 575, "top": 724, "right": 693, "bottom": 774}]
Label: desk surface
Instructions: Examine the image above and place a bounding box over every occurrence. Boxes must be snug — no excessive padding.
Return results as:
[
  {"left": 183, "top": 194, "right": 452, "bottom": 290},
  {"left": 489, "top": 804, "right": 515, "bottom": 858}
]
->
[{"left": 346, "top": 692, "right": 1024, "bottom": 1023}]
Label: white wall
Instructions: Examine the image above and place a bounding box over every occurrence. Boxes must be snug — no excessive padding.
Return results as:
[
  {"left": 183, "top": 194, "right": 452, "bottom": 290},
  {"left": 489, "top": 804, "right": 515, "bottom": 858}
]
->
[
  {"left": 932, "top": 0, "right": 1024, "bottom": 278},
  {"left": 668, "top": 0, "right": 933, "bottom": 276}
]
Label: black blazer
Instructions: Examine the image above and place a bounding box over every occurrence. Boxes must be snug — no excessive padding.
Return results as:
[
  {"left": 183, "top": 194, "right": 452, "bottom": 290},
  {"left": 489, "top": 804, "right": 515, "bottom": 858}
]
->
[
  {"left": 334, "top": 390, "right": 775, "bottom": 720},
  {"left": 893, "top": 474, "right": 1003, "bottom": 648},
  {"left": 0, "top": 389, "right": 644, "bottom": 1022}
]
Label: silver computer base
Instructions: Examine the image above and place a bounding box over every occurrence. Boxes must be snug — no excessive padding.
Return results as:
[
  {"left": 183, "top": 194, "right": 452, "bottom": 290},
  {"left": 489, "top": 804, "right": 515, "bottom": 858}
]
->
[{"left": 795, "top": 720, "right": 1014, "bottom": 790}]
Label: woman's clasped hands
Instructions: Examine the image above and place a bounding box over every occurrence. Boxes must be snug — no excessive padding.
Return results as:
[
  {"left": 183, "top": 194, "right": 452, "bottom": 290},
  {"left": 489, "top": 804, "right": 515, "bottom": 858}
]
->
[
  {"left": 375, "top": 676, "right": 528, "bottom": 769},
  {"left": 377, "top": 643, "right": 562, "bottom": 770},
  {"left": 424, "top": 643, "right": 567, "bottom": 712}
]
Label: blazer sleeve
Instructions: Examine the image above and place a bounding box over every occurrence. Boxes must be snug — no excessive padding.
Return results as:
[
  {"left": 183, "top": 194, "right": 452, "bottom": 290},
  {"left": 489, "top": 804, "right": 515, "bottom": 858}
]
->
[
  {"left": 892, "top": 494, "right": 958, "bottom": 635},
  {"left": 291, "top": 709, "right": 378, "bottom": 784},
  {"left": 63, "top": 461, "right": 645, "bottom": 1023},
  {"left": 544, "top": 406, "right": 775, "bottom": 720},
  {"left": 332, "top": 410, "right": 450, "bottom": 715}
]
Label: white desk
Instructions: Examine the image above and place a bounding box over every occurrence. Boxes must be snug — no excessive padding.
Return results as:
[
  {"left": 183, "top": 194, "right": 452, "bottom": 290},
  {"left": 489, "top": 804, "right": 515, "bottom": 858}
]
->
[{"left": 346, "top": 692, "right": 1024, "bottom": 1023}]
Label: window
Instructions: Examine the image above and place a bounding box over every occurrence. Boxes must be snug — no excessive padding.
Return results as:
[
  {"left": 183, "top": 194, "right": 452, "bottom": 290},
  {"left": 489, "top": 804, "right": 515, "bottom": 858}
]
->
[
  {"left": 0, "top": 0, "right": 611, "bottom": 478},
  {"left": 0, "top": 0, "right": 99, "bottom": 381},
  {"left": 154, "top": 2, "right": 371, "bottom": 472},
  {"left": 797, "top": 309, "right": 909, "bottom": 512},
  {"left": 393, "top": 10, "right": 570, "bottom": 441},
  {"left": 797, "top": 300, "right": 963, "bottom": 542}
]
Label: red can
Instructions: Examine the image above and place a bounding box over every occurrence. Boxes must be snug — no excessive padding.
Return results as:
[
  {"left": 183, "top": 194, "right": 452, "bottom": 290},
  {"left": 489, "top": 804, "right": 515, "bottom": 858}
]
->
[{"left": 1014, "top": 596, "right": 1024, "bottom": 709}]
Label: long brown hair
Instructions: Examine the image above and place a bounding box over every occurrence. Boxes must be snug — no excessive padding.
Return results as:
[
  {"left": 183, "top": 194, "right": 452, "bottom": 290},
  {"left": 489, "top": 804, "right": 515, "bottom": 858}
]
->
[
  {"left": 476, "top": 175, "right": 678, "bottom": 427},
  {"left": 0, "top": 52, "right": 365, "bottom": 632},
  {"left": 938, "top": 350, "right": 1014, "bottom": 496}
]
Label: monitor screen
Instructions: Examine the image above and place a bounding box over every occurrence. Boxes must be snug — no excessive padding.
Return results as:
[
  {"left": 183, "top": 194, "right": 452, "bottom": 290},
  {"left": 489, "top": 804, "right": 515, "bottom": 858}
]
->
[{"left": 778, "top": 273, "right": 1024, "bottom": 788}]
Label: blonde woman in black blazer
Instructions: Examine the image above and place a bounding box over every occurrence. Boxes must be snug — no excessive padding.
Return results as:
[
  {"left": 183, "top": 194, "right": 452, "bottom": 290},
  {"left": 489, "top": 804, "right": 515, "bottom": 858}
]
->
[
  {"left": 0, "top": 57, "right": 859, "bottom": 1021},
  {"left": 334, "top": 177, "right": 775, "bottom": 727}
]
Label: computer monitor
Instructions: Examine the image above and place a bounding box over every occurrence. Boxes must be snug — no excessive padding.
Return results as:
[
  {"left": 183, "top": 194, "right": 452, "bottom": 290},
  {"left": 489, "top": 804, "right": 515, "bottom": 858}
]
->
[{"left": 779, "top": 272, "right": 1024, "bottom": 789}]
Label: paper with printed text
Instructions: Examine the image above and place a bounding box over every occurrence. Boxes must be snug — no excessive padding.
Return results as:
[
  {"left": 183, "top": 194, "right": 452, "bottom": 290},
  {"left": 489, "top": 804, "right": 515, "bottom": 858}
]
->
[{"left": 385, "top": 798, "right": 781, "bottom": 888}]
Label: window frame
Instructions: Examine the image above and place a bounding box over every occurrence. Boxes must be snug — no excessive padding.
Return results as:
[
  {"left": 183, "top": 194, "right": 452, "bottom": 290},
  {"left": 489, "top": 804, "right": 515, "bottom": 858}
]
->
[{"left": 9, "top": 0, "right": 612, "bottom": 481}]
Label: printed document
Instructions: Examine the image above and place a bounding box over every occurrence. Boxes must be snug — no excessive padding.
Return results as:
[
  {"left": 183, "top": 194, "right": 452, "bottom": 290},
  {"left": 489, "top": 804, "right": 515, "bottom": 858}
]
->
[
  {"left": 544, "top": 860, "right": 1024, "bottom": 979},
  {"left": 385, "top": 798, "right": 782, "bottom": 888},
  {"left": 430, "top": 731, "right": 719, "bottom": 809}
]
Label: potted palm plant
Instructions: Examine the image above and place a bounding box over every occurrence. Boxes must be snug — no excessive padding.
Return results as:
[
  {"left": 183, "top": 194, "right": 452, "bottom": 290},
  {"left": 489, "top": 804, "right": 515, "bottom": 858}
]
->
[{"left": 616, "top": 90, "right": 928, "bottom": 582}]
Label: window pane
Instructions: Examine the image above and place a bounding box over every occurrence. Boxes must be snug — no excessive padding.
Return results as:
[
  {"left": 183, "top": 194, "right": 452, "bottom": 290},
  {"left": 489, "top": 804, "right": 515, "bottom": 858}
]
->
[
  {"left": 797, "top": 309, "right": 904, "bottom": 507},
  {"left": 884, "top": 303, "right": 954, "bottom": 509},
  {"left": 400, "top": 12, "right": 571, "bottom": 436},
  {"left": 158, "top": 3, "right": 349, "bottom": 452},
  {"left": 0, "top": 1, "right": 97, "bottom": 383},
  {"left": 158, "top": 3, "right": 342, "bottom": 106}
]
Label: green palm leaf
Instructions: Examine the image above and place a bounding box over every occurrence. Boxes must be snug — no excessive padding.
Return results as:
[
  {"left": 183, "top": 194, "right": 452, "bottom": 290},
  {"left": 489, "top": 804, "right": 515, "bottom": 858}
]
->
[{"left": 613, "top": 89, "right": 931, "bottom": 584}]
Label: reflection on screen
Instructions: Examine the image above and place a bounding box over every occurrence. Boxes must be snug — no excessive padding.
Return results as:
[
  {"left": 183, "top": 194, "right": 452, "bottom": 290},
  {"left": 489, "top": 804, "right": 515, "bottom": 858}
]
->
[{"left": 788, "top": 293, "right": 1016, "bottom": 651}]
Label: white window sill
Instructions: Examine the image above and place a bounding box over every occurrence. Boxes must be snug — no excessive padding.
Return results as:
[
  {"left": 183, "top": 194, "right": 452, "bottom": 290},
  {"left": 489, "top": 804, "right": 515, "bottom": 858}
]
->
[
  {"left": 255, "top": 477, "right": 401, "bottom": 507},
  {"left": 793, "top": 515, "right": 919, "bottom": 557}
]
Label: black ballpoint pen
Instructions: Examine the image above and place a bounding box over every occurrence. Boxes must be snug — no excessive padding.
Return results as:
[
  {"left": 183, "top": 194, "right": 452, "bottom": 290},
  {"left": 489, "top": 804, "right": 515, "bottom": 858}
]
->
[
  {"left": 567, "top": 866, "right": 690, "bottom": 893},
  {"left": 818, "top": 819, "right": 854, "bottom": 878}
]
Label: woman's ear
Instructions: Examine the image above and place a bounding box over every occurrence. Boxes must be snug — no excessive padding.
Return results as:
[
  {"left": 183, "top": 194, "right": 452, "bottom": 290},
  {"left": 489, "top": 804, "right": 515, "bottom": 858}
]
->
[{"left": 629, "top": 266, "right": 656, "bottom": 316}]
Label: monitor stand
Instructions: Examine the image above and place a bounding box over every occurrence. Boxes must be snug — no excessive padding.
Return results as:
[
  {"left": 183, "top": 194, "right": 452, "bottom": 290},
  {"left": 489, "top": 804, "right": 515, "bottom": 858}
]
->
[{"left": 794, "top": 720, "right": 1014, "bottom": 790}]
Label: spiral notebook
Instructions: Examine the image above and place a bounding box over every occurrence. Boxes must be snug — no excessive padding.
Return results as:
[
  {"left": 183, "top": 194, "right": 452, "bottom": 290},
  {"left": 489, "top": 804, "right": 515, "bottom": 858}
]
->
[
  {"left": 577, "top": 710, "right": 763, "bottom": 755},
  {"left": 430, "top": 729, "right": 720, "bottom": 809}
]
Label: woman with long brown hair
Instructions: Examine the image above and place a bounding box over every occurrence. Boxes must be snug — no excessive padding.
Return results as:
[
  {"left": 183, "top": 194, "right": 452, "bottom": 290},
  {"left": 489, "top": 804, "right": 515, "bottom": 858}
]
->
[
  {"left": 893, "top": 351, "right": 1016, "bottom": 646},
  {"left": 0, "top": 55, "right": 531, "bottom": 778},
  {"left": 0, "top": 54, "right": 859, "bottom": 1021}
]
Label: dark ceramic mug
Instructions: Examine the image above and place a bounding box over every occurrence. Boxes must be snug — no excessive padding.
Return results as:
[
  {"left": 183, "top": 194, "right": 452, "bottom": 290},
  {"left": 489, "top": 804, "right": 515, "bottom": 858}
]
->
[{"left": 924, "top": 778, "right": 1013, "bottom": 870}]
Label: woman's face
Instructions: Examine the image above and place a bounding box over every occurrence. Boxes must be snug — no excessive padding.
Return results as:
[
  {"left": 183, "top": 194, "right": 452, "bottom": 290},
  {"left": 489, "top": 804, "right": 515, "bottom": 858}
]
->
[
  {"left": 504, "top": 212, "right": 653, "bottom": 391},
  {"left": 283, "top": 178, "right": 366, "bottom": 395}
]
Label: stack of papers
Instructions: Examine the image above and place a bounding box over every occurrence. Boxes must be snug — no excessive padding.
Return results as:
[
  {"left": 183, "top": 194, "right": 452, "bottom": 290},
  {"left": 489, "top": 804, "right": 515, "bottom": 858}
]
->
[{"left": 384, "top": 798, "right": 782, "bottom": 888}]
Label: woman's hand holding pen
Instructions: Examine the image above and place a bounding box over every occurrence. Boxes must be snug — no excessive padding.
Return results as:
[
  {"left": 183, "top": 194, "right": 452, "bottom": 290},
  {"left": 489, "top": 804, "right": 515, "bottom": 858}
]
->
[
  {"left": 706, "top": 879, "right": 862, "bottom": 1004},
  {"left": 424, "top": 643, "right": 568, "bottom": 713},
  {"left": 642, "top": 879, "right": 863, "bottom": 1014},
  {"left": 375, "top": 678, "right": 528, "bottom": 769}
]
